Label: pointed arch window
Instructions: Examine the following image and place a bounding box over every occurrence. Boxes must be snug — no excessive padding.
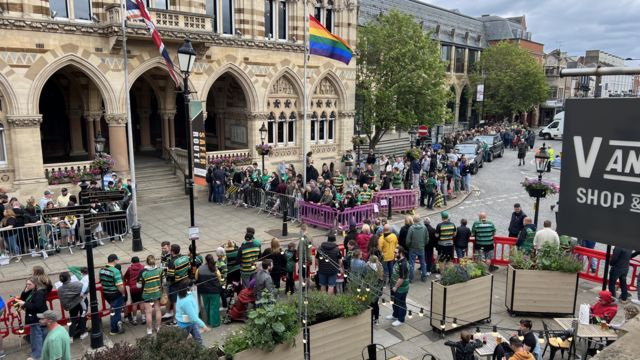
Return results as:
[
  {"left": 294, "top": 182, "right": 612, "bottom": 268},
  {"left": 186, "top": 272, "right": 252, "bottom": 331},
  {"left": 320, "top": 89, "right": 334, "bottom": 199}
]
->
[
  {"left": 267, "top": 112, "right": 276, "bottom": 144},
  {"left": 310, "top": 112, "right": 318, "bottom": 142},
  {"left": 328, "top": 111, "right": 335, "bottom": 141},
  {"left": 319, "top": 111, "right": 327, "bottom": 141},
  {"left": 288, "top": 112, "right": 296, "bottom": 143},
  {"left": 277, "top": 111, "right": 286, "bottom": 144},
  {"left": 325, "top": 0, "right": 334, "bottom": 32}
]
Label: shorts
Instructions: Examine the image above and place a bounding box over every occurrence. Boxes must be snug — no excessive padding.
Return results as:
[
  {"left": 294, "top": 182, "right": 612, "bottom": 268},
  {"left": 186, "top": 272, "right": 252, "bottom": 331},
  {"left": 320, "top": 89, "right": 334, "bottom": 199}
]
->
[
  {"left": 476, "top": 248, "right": 495, "bottom": 261},
  {"left": 130, "top": 291, "right": 143, "bottom": 304},
  {"left": 168, "top": 284, "right": 178, "bottom": 304},
  {"left": 436, "top": 245, "right": 454, "bottom": 262},
  {"left": 318, "top": 273, "right": 337, "bottom": 287}
]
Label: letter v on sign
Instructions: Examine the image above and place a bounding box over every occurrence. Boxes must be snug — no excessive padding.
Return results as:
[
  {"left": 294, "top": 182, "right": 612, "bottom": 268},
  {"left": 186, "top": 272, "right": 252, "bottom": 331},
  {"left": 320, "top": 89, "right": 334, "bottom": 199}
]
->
[{"left": 573, "top": 136, "right": 602, "bottom": 178}]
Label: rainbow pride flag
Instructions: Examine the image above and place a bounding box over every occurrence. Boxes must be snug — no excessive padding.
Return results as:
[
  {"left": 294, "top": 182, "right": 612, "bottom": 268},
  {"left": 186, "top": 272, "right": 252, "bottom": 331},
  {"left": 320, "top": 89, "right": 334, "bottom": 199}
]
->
[{"left": 309, "top": 15, "right": 353, "bottom": 65}]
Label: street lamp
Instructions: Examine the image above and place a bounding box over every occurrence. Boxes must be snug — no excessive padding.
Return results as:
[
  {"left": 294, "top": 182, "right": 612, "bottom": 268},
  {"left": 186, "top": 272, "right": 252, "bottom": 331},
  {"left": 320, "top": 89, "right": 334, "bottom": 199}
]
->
[
  {"left": 95, "top": 132, "right": 106, "bottom": 189},
  {"left": 259, "top": 122, "right": 268, "bottom": 174},
  {"left": 408, "top": 127, "right": 418, "bottom": 148},
  {"left": 355, "top": 114, "right": 362, "bottom": 164},
  {"left": 533, "top": 144, "right": 550, "bottom": 226},
  {"left": 178, "top": 38, "right": 198, "bottom": 266}
]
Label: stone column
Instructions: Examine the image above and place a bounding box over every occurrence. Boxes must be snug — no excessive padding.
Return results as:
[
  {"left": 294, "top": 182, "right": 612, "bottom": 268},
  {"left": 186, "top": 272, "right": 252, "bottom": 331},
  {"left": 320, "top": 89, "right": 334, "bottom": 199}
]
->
[
  {"left": 453, "top": 101, "right": 461, "bottom": 125},
  {"left": 169, "top": 115, "right": 176, "bottom": 148},
  {"left": 68, "top": 110, "right": 87, "bottom": 157},
  {"left": 85, "top": 112, "right": 102, "bottom": 158},
  {"left": 160, "top": 111, "right": 175, "bottom": 158},
  {"left": 7, "top": 115, "right": 45, "bottom": 182},
  {"left": 105, "top": 114, "right": 129, "bottom": 173},
  {"left": 139, "top": 110, "right": 153, "bottom": 151}
]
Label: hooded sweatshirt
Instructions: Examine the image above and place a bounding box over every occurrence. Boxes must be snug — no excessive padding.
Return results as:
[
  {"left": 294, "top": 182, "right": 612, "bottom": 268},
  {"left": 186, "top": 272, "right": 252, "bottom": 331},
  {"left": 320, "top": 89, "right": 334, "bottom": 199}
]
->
[
  {"left": 57, "top": 281, "right": 83, "bottom": 311},
  {"left": 378, "top": 232, "right": 398, "bottom": 262},
  {"left": 316, "top": 241, "right": 342, "bottom": 275},
  {"left": 406, "top": 222, "right": 427, "bottom": 251},
  {"left": 444, "top": 339, "right": 482, "bottom": 360},
  {"left": 591, "top": 291, "right": 618, "bottom": 320},
  {"left": 509, "top": 350, "right": 535, "bottom": 360},
  {"left": 124, "top": 262, "right": 145, "bottom": 294}
]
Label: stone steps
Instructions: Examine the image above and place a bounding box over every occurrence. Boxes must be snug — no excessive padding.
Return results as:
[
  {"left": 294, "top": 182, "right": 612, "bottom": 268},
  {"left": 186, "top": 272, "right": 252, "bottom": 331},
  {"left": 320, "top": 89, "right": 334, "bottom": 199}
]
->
[{"left": 135, "top": 157, "right": 189, "bottom": 206}]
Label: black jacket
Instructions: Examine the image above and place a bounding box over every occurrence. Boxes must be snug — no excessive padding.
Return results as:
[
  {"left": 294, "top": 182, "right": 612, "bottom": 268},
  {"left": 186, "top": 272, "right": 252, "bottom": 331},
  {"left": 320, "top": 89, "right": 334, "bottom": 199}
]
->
[
  {"left": 444, "top": 339, "right": 483, "bottom": 360},
  {"left": 454, "top": 225, "right": 471, "bottom": 249},
  {"left": 316, "top": 242, "right": 341, "bottom": 275},
  {"left": 508, "top": 211, "right": 527, "bottom": 235},
  {"left": 610, "top": 247, "right": 634, "bottom": 270},
  {"left": 20, "top": 288, "right": 48, "bottom": 325},
  {"left": 262, "top": 248, "right": 288, "bottom": 276},
  {"left": 343, "top": 229, "right": 358, "bottom": 249},
  {"left": 425, "top": 223, "right": 437, "bottom": 248},
  {"left": 399, "top": 224, "right": 412, "bottom": 250}
]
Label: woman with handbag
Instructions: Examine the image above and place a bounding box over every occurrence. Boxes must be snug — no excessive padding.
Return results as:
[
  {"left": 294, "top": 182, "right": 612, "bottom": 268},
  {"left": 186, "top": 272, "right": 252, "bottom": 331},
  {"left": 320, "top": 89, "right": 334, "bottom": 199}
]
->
[
  {"left": 140, "top": 255, "right": 164, "bottom": 336},
  {"left": 15, "top": 277, "right": 48, "bottom": 360}
]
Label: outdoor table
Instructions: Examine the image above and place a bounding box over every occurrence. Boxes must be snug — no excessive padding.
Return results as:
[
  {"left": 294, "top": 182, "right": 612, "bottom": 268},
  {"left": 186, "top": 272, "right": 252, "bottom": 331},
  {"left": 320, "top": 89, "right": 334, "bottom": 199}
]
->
[
  {"left": 474, "top": 333, "right": 509, "bottom": 359},
  {"left": 554, "top": 318, "right": 617, "bottom": 359}
]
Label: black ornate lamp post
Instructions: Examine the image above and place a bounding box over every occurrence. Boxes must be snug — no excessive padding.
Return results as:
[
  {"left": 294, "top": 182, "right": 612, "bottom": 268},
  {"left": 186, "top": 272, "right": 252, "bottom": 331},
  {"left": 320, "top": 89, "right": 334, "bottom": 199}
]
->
[
  {"left": 533, "top": 144, "right": 550, "bottom": 227},
  {"left": 408, "top": 127, "right": 418, "bottom": 149},
  {"left": 259, "top": 122, "right": 268, "bottom": 173},
  {"left": 95, "top": 132, "right": 106, "bottom": 189},
  {"left": 178, "top": 38, "right": 198, "bottom": 265}
]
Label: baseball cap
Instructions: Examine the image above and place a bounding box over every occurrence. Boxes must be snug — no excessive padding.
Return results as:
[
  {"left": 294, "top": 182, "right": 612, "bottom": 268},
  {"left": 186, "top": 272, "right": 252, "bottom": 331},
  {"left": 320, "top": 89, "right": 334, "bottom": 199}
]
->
[
  {"left": 61, "top": 188, "right": 68, "bottom": 192},
  {"left": 44, "top": 190, "right": 53, "bottom": 196},
  {"left": 441, "top": 211, "right": 449, "bottom": 219},
  {"left": 37, "top": 310, "right": 59, "bottom": 321},
  {"left": 107, "top": 254, "right": 119, "bottom": 262}
]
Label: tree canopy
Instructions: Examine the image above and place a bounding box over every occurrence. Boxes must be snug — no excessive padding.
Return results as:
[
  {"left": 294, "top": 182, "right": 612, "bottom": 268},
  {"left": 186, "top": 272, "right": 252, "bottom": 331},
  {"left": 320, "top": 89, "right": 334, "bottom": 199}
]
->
[
  {"left": 357, "top": 10, "right": 450, "bottom": 149},
  {"left": 473, "top": 41, "right": 548, "bottom": 119}
]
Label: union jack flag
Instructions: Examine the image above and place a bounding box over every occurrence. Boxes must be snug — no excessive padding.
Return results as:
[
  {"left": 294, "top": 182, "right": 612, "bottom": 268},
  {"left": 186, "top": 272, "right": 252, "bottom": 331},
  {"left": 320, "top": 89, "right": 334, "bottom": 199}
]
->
[{"left": 126, "top": 0, "right": 181, "bottom": 89}]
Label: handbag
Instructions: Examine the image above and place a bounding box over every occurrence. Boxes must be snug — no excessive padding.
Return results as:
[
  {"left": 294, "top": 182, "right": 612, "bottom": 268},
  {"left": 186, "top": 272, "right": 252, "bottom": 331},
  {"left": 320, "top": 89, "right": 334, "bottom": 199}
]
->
[{"left": 159, "top": 289, "right": 169, "bottom": 306}]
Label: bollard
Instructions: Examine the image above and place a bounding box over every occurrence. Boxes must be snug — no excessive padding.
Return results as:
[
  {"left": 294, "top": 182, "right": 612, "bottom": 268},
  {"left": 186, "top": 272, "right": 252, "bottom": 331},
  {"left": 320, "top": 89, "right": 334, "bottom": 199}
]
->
[
  {"left": 282, "top": 209, "right": 288, "bottom": 236},
  {"left": 131, "top": 224, "right": 143, "bottom": 252},
  {"left": 387, "top": 197, "right": 393, "bottom": 220}
]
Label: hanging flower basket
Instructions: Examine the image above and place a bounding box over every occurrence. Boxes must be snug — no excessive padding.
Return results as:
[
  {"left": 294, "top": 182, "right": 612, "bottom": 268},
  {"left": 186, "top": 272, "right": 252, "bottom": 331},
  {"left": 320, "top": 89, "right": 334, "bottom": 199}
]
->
[
  {"left": 521, "top": 177, "right": 559, "bottom": 198},
  {"left": 90, "top": 155, "right": 115, "bottom": 174},
  {"left": 255, "top": 144, "right": 273, "bottom": 156}
]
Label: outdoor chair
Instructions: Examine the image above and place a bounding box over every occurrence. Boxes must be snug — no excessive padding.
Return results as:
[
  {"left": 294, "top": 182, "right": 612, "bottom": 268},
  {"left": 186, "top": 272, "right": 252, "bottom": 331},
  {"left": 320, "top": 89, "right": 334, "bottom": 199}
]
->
[
  {"left": 360, "top": 343, "right": 388, "bottom": 360},
  {"left": 542, "top": 320, "right": 573, "bottom": 360}
]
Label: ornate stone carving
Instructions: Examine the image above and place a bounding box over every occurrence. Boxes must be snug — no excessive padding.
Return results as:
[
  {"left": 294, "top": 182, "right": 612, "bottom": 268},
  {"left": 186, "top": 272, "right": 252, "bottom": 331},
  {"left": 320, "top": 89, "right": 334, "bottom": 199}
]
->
[
  {"left": 271, "top": 77, "right": 295, "bottom": 95},
  {"left": 84, "top": 111, "right": 104, "bottom": 122},
  {"left": 105, "top": 114, "right": 128, "bottom": 126},
  {"left": 339, "top": 111, "right": 356, "bottom": 118},
  {"left": 247, "top": 112, "right": 270, "bottom": 121},
  {"left": 311, "top": 144, "right": 338, "bottom": 154},
  {"left": 160, "top": 112, "right": 176, "bottom": 120},
  {"left": 7, "top": 115, "right": 42, "bottom": 128},
  {"left": 316, "top": 79, "right": 337, "bottom": 96},
  {"left": 271, "top": 146, "right": 300, "bottom": 158}
]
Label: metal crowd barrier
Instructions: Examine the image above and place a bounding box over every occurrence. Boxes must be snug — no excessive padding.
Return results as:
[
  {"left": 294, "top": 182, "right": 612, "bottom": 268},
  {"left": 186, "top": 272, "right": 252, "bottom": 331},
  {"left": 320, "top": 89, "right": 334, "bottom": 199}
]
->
[
  {"left": 260, "top": 191, "right": 300, "bottom": 222},
  {"left": 0, "top": 222, "right": 58, "bottom": 261}
]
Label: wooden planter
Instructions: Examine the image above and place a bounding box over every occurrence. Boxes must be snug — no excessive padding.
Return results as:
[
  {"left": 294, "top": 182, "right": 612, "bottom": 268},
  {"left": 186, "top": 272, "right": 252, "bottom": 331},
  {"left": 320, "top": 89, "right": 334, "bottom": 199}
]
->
[
  {"left": 430, "top": 274, "right": 493, "bottom": 332},
  {"left": 231, "top": 311, "right": 370, "bottom": 360},
  {"left": 505, "top": 265, "right": 579, "bottom": 316}
]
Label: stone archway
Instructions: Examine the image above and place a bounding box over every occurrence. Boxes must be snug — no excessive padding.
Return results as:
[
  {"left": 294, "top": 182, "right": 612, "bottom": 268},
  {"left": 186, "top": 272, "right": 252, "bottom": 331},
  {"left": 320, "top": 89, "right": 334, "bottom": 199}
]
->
[{"left": 458, "top": 85, "right": 470, "bottom": 123}]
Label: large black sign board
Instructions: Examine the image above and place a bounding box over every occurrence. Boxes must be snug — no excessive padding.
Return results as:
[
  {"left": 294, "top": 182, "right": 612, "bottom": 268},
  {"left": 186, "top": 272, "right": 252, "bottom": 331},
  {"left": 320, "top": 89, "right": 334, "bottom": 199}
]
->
[{"left": 558, "top": 98, "right": 640, "bottom": 250}]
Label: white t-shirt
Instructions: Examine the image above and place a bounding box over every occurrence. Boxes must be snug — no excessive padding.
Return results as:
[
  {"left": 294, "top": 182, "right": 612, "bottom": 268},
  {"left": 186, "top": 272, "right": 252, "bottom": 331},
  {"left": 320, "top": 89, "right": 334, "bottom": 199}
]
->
[{"left": 533, "top": 228, "right": 560, "bottom": 249}]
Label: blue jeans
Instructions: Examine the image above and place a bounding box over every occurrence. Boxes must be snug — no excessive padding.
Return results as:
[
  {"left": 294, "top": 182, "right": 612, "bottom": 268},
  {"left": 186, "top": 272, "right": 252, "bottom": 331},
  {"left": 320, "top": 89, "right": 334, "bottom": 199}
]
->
[
  {"left": 608, "top": 267, "right": 630, "bottom": 301},
  {"left": 213, "top": 183, "right": 224, "bottom": 203},
  {"left": 6, "top": 234, "right": 20, "bottom": 256},
  {"left": 408, "top": 250, "right": 426, "bottom": 281},
  {"left": 464, "top": 174, "right": 471, "bottom": 191},
  {"left": 181, "top": 323, "right": 203, "bottom": 345},
  {"left": 383, "top": 260, "right": 394, "bottom": 279},
  {"left": 391, "top": 291, "right": 407, "bottom": 322},
  {"left": 208, "top": 183, "right": 214, "bottom": 202},
  {"left": 107, "top": 294, "right": 124, "bottom": 333},
  {"left": 455, "top": 247, "right": 466, "bottom": 259},
  {"left": 30, "top": 323, "right": 47, "bottom": 359}
]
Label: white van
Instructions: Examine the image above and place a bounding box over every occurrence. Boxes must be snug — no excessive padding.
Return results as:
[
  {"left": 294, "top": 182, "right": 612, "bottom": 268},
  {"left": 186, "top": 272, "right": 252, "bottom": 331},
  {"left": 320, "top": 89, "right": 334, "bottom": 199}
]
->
[{"left": 539, "top": 111, "right": 564, "bottom": 140}]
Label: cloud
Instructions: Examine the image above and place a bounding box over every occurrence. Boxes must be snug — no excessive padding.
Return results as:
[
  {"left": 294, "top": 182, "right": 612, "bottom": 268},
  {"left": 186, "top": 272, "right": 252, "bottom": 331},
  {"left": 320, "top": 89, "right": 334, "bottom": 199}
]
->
[{"left": 419, "top": 0, "right": 640, "bottom": 59}]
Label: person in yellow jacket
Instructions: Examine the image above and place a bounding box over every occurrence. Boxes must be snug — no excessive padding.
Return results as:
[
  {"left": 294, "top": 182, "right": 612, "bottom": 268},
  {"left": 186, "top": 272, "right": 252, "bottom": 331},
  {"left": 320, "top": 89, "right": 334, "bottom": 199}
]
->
[{"left": 378, "top": 224, "right": 398, "bottom": 284}]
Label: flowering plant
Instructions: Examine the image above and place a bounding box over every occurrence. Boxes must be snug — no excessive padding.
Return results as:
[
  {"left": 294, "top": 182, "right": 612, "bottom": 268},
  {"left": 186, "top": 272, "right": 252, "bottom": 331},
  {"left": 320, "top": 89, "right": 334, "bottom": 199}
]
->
[
  {"left": 255, "top": 144, "right": 273, "bottom": 155},
  {"left": 521, "top": 177, "right": 559, "bottom": 196},
  {"left": 352, "top": 136, "right": 367, "bottom": 146},
  {"left": 209, "top": 154, "right": 252, "bottom": 168},
  {"left": 91, "top": 155, "right": 115, "bottom": 173}
]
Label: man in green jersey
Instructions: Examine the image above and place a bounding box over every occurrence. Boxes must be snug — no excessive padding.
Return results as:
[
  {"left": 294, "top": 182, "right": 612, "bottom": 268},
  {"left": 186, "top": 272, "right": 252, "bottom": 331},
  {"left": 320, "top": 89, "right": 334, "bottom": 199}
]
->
[
  {"left": 99, "top": 254, "right": 126, "bottom": 334},
  {"left": 471, "top": 212, "right": 497, "bottom": 269}
]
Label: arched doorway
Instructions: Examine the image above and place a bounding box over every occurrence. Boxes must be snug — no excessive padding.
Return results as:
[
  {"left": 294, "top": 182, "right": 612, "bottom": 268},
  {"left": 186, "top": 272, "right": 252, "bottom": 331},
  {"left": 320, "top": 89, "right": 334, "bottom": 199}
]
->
[
  {"left": 39, "top": 65, "right": 104, "bottom": 163},
  {"left": 205, "top": 73, "right": 250, "bottom": 151},
  {"left": 447, "top": 85, "right": 457, "bottom": 119},
  {"left": 458, "top": 85, "right": 470, "bottom": 123}
]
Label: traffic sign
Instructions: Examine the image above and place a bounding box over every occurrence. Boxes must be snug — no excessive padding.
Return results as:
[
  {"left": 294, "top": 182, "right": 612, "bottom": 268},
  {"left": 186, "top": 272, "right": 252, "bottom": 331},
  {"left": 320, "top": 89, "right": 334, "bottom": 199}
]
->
[{"left": 418, "top": 125, "right": 429, "bottom": 137}]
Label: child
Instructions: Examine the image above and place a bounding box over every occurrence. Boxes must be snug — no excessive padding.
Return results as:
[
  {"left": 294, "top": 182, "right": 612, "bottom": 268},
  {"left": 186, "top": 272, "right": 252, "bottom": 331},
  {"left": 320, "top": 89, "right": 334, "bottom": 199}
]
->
[{"left": 284, "top": 242, "right": 297, "bottom": 295}]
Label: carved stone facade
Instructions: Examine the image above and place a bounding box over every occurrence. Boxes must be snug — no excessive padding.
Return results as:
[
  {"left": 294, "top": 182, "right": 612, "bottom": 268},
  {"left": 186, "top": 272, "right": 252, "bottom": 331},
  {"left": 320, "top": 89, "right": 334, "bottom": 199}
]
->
[{"left": 0, "top": 0, "right": 357, "bottom": 198}]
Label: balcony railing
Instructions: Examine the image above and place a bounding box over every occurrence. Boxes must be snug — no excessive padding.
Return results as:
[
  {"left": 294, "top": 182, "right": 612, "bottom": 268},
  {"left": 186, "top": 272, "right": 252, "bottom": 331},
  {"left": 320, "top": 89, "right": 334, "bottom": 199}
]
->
[
  {"left": 44, "top": 161, "right": 95, "bottom": 185},
  {"left": 106, "top": 5, "right": 212, "bottom": 32}
]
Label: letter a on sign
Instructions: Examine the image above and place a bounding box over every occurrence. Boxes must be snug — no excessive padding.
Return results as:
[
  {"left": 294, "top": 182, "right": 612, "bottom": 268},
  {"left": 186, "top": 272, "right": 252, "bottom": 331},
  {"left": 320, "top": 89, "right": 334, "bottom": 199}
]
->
[{"left": 574, "top": 136, "right": 602, "bottom": 178}]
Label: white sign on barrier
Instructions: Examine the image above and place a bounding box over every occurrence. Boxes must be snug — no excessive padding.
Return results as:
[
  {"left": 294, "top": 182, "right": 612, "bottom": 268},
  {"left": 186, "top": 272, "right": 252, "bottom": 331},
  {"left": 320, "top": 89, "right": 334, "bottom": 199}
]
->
[
  {"left": 380, "top": 199, "right": 388, "bottom": 206},
  {"left": 373, "top": 204, "right": 379, "bottom": 213}
]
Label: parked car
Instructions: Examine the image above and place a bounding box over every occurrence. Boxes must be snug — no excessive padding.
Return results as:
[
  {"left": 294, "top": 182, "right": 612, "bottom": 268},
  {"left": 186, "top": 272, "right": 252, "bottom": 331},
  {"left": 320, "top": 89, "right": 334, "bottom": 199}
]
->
[
  {"left": 539, "top": 111, "right": 564, "bottom": 140},
  {"left": 473, "top": 135, "right": 504, "bottom": 162},
  {"left": 454, "top": 142, "right": 484, "bottom": 174}
]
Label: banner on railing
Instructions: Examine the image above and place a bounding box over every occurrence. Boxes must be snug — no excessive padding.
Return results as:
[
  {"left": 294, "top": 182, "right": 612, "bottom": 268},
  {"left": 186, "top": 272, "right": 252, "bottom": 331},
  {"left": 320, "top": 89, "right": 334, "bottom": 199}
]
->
[{"left": 191, "top": 100, "right": 207, "bottom": 186}]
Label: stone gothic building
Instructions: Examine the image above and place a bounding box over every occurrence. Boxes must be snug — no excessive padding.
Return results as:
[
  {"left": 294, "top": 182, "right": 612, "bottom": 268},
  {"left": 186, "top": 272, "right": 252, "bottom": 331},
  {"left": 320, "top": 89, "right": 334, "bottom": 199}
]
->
[{"left": 0, "top": 0, "right": 357, "bottom": 197}]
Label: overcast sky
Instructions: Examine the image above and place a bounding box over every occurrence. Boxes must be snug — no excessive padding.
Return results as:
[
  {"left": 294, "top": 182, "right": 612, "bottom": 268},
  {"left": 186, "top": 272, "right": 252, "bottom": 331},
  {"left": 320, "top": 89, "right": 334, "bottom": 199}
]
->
[{"left": 420, "top": 0, "right": 640, "bottom": 62}]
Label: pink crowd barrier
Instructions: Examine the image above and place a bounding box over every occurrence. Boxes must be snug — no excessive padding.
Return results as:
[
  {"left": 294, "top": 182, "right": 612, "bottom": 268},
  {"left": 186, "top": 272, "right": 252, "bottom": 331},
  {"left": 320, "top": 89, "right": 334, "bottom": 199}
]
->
[
  {"left": 373, "top": 189, "right": 417, "bottom": 213},
  {"left": 298, "top": 201, "right": 338, "bottom": 229},
  {"left": 336, "top": 203, "right": 376, "bottom": 231}
]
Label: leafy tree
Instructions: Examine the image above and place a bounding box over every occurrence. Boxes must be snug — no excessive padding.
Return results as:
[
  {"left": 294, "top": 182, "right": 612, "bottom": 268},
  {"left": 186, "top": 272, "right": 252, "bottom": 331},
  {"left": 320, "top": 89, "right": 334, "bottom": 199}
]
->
[
  {"left": 472, "top": 41, "right": 548, "bottom": 120},
  {"left": 357, "top": 10, "right": 450, "bottom": 150}
]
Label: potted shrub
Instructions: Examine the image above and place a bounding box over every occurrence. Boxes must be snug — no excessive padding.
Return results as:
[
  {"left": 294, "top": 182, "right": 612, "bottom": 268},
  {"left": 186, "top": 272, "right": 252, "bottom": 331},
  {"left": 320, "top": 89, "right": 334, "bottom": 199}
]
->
[
  {"left": 506, "top": 242, "right": 582, "bottom": 315},
  {"left": 521, "top": 177, "right": 559, "bottom": 198},
  {"left": 430, "top": 258, "right": 493, "bottom": 332},
  {"left": 225, "top": 287, "right": 372, "bottom": 360}
]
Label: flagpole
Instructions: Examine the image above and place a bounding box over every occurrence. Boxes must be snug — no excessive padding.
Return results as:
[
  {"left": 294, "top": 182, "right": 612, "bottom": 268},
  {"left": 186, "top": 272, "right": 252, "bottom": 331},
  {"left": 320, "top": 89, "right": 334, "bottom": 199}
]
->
[
  {"left": 121, "top": 0, "right": 140, "bottom": 231},
  {"left": 302, "top": 2, "right": 308, "bottom": 186}
]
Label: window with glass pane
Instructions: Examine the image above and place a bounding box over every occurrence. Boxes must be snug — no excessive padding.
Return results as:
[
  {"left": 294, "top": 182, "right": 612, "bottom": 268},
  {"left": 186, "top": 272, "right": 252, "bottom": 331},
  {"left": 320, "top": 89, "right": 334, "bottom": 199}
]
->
[
  {"left": 267, "top": 113, "right": 275, "bottom": 144},
  {"left": 468, "top": 50, "right": 478, "bottom": 71},
  {"left": 314, "top": 5, "right": 322, "bottom": 24},
  {"left": 441, "top": 45, "right": 451, "bottom": 72},
  {"left": 454, "top": 47, "right": 465, "bottom": 73},
  {"left": 155, "top": 0, "right": 169, "bottom": 9},
  {"left": 277, "top": 112, "right": 286, "bottom": 143},
  {"left": 206, "top": 0, "right": 217, "bottom": 32},
  {"left": 222, "top": 0, "right": 233, "bottom": 34},
  {"left": 74, "top": 0, "right": 91, "bottom": 20},
  {"left": 326, "top": 1, "right": 333, "bottom": 32},
  {"left": 50, "top": 0, "right": 69, "bottom": 18},
  {"left": 311, "top": 113, "right": 318, "bottom": 141},
  {"left": 328, "top": 112, "right": 335, "bottom": 141},
  {"left": 264, "top": 0, "right": 273, "bottom": 38},
  {"left": 319, "top": 112, "right": 327, "bottom": 141},
  {"left": 288, "top": 113, "right": 296, "bottom": 143},
  {"left": 278, "top": 0, "right": 287, "bottom": 40},
  {"left": 0, "top": 126, "right": 6, "bottom": 163}
]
